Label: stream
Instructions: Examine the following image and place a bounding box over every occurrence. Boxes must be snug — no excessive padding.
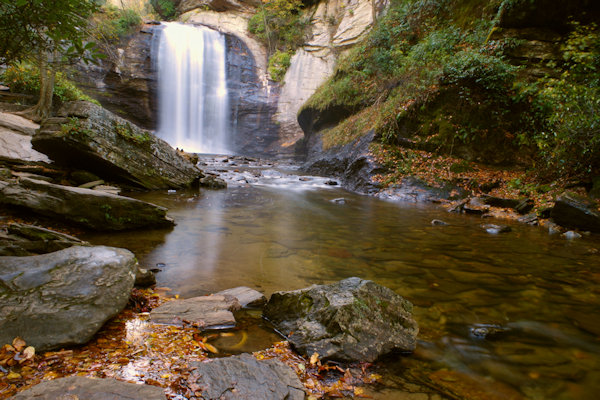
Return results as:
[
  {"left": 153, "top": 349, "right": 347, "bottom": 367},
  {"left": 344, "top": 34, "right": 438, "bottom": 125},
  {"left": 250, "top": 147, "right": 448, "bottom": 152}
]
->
[{"left": 83, "top": 156, "right": 600, "bottom": 400}]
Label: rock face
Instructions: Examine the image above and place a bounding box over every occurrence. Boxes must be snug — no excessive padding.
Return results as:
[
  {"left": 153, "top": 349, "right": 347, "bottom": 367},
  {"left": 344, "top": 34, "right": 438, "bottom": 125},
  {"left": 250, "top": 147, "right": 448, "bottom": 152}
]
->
[
  {"left": 188, "top": 353, "right": 305, "bottom": 400},
  {"left": 276, "top": 0, "right": 389, "bottom": 144},
  {"left": 0, "top": 223, "right": 88, "bottom": 256},
  {"left": 0, "top": 177, "right": 174, "bottom": 231},
  {"left": 0, "top": 246, "right": 137, "bottom": 351},
  {"left": 33, "top": 101, "right": 202, "bottom": 190},
  {"left": 263, "top": 277, "right": 419, "bottom": 362},
  {"left": 11, "top": 376, "right": 166, "bottom": 400},
  {"left": 551, "top": 192, "right": 600, "bottom": 233},
  {"left": 72, "top": 27, "right": 159, "bottom": 130},
  {"left": 150, "top": 295, "right": 241, "bottom": 329},
  {"left": 302, "top": 130, "right": 383, "bottom": 194}
]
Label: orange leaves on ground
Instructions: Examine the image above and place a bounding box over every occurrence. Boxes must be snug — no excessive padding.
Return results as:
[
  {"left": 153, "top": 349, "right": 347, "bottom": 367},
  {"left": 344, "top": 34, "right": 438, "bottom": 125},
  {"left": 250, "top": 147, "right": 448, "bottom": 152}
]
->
[{"left": 255, "top": 341, "right": 381, "bottom": 399}]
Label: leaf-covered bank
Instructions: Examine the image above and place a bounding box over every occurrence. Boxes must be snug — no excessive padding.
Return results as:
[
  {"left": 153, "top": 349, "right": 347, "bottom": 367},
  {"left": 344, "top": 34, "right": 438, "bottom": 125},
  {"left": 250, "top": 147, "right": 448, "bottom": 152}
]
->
[{"left": 299, "top": 0, "right": 600, "bottom": 206}]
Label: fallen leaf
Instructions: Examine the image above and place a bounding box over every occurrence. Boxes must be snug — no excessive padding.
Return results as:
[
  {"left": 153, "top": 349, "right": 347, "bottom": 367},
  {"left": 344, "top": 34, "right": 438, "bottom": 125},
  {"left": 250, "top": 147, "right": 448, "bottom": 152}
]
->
[{"left": 12, "top": 338, "right": 26, "bottom": 352}]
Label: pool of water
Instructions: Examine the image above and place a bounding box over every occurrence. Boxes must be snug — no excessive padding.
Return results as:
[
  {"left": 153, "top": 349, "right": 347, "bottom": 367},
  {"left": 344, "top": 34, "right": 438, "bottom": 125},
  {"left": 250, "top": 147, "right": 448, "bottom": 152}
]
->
[{"left": 83, "top": 161, "right": 600, "bottom": 400}]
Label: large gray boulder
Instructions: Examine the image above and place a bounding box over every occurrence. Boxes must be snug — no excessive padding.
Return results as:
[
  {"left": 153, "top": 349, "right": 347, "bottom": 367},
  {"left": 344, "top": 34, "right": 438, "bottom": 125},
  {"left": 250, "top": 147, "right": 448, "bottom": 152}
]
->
[
  {"left": 188, "top": 353, "right": 304, "bottom": 400},
  {"left": 263, "top": 277, "right": 419, "bottom": 362},
  {"left": 33, "top": 101, "right": 202, "bottom": 190},
  {"left": 0, "top": 177, "right": 174, "bottom": 231},
  {"left": 0, "top": 246, "right": 137, "bottom": 351},
  {"left": 551, "top": 192, "right": 600, "bottom": 233},
  {"left": 11, "top": 376, "right": 166, "bottom": 400},
  {"left": 150, "top": 295, "right": 240, "bottom": 329}
]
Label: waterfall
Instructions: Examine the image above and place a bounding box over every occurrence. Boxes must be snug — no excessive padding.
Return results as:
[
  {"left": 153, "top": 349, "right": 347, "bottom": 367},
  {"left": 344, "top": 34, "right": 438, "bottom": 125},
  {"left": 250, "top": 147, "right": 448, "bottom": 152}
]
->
[{"left": 156, "top": 22, "right": 230, "bottom": 154}]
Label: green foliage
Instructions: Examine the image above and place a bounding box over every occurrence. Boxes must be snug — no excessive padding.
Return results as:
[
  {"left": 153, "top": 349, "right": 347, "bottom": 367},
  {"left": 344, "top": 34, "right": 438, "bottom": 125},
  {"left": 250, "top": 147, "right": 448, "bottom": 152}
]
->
[
  {"left": 60, "top": 117, "right": 93, "bottom": 137},
  {"left": 268, "top": 50, "right": 292, "bottom": 82},
  {"left": 1, "top": 63, "right": 100, "bottom": 105},
  {"left": 93, "top": 5, "right": 142, "bottom": 43},
  {"left": 248, "top": 0, "right": 307, "bottom": 79},
  {"left": 0, "top": 0, "right": 101, "bottom": 65},
  {"left": 150, "top": 0, "right": 177, "bottom": 20},
  {"left": 441, "top": 50, "right": 518, "bottom": 92},
  {"left": 113, "top": 121, "right": 152, "bottom": 145}
]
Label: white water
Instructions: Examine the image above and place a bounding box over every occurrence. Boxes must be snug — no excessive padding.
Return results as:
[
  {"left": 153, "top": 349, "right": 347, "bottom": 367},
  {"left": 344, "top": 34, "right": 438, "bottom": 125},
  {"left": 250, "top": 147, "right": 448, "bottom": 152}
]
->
[{"left": 156, "top": 22, "right": 230, "bottom": 154}]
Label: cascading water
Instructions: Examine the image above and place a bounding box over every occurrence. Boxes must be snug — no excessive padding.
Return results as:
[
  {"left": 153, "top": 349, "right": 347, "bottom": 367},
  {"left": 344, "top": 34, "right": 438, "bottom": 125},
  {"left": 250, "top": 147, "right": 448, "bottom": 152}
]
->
[{"left": 156, "top": 22, "right": 230, "bottom": 154}]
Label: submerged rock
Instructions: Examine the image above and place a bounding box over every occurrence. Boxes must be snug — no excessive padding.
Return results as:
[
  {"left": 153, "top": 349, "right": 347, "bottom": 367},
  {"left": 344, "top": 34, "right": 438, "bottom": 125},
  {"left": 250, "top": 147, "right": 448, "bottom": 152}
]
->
[
  {"left": 188, "top": 353, "right": 304, "bottom": 400},
  {"left": 0, "top": 177, "right": 174, "bottom": 231},
  {"left": 11, "top": 376, "right": 165, "bottom": 400},
  {"left": 551, "top": 192, "right": 600, "bottom": 233},
  {"left": 150, "top": 295, "right": 241, "bottom": 329},
  {"left": 431, "top": 219, "right": 449, "bottom": 226},
  {"left": 33, "top": 101, "right": 202, "bottom": 190},
  {"left": 481, "top": 224, "right": 512, "bottom": 234},
  {"left": 0, "top": 246, "right": 137, "bottom": 351},
  {"left": 263, "top": 277, "right": 418, "bottom": 362}
]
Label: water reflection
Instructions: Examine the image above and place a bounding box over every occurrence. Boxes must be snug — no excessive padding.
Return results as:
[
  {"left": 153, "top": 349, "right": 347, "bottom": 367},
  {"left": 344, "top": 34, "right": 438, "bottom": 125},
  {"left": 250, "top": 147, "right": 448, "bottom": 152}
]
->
[{"left": 83, "top": 184, "right": 600, "bottom": 399}]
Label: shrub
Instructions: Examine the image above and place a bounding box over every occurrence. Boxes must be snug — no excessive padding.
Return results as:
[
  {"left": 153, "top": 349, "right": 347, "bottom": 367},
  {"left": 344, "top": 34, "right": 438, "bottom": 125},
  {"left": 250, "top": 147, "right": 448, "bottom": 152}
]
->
[
  {"left": 93, "top": 5, "right": 143, "bottom": 43},
  {"left": 268, "top": 50, "right": 292, "bottom": 82},
  {"left": 441, "top": 50, "right": 518, "bottom": 92},
  {"left": 150, "top": 0, "right": 177, "bottom": 21},
  {"left": 1, "top": 63, "right": 99, "bottom": 106}
]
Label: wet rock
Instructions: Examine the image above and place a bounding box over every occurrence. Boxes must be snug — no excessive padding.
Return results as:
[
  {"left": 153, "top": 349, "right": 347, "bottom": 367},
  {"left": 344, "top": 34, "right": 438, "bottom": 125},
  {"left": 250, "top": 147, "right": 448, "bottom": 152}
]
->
[
  {"left": 517, "top": 213, "right": 538, "bottom": 225},
  {"left": 70, "top": 170, "right": 101, "bottom": 186},
  {"left": 551, "top": 192, "right": 600, "bottom": 233},
  {"left": 431, "top": 219, "right": 449, "bottom": 226},
  {"left": 0, "top": 223, "right": 88, "bottom": 256},
  {"left": 150, "top": 295, "right": 241, "bottom": 330},
  {"left": 545, "top": 221, "right": 563, "bottom": 235},
  {"left": 93, "top": 184, "right": 122, "bottom": 196},
  {"left": 463, "top": 197, "right": 490, "bottom": 215},
  {"left": 0, "top": 246, "right": 137, "bottom": 351},
  {"left": 481, "top": 224, "right": 512, "bottom": 234},
  {"left": 324, "top": 180, "right": 338, "bottom": 186},
  {"left": 187, "top": 353, "right": 304, "bottom": 400},
  {"left": 33, "top": 101, "right": 202, "bottom": 190},
  {"left": 562, "top": 231, "right": 582, "bottom": 240},
  {"left": 480, "top": 195, "right": 521, "bottom": 209},
  {"left": 78, "top": 179, "right": 105, "bottom": 189},
  {"left": 515, "top": 198, "right": 534, "bottom": 214},
  {"left": 263, "top": 277, "right": 418, "bottom": 362},
  {"left": 11, "top": 376, "right": 165, "bottom": 400},
  {"left": 200, "top": 175, "right": 228, "bottom": 189},
  {"left": 135, "top": 268, "right": 156, "bottom": 287},
  {"left": 331, "top": 198, "right": 346, "bottom": 204},
  {"left": 0, "top": 177, "right": 174, "bottom": 231},
  {"left": 469, "top": 324, "right": 510, "bottom": 339},
  {"left": 216, "top": 286, "right": 266, "bottom": 308}
]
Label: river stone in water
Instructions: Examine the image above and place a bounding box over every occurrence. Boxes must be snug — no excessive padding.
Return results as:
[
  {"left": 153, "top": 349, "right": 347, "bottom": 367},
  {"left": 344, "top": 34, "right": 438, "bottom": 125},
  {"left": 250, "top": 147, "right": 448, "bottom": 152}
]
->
[
  {"left": 11, "top": 376, "right": 166, "bottom": 399},
  {"left": 188, "top": 353, "right": 304, "bottom": 400},
  {"left": 551, "top": 192, "right": 600, "bottom": 233},
  {"left": 150, "top": 295, "right": 241, "bottom": 329},
  {"left": 0, "top": 246, "right": 137, "bottom": 351},
  {"left": 263, "top": 277, "right": 418, "bottom": 362}
]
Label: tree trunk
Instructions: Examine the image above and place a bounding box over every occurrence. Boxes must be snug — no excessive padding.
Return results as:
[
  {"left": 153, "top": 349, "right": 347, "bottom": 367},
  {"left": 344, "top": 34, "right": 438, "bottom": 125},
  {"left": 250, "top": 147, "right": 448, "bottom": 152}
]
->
[{"left": 20, "top": 51, "right": 56, "bottom": 122}]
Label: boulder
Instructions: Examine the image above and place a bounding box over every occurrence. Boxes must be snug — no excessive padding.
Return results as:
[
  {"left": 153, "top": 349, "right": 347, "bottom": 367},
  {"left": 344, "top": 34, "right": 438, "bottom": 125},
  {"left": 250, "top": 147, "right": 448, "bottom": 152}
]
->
[
  {"left": 0, "top": 246, "right": 137, "bottom": 351},
  {"left": 187, "top": 353, "right": 304, "bottom": 400},
  {"left": 0, "top": 223, "right": 88, "bottom": 256},
  {"left": 33, "top": 101, "right": 202, "bottom": 190},
  {"left": 150, "top": 295, "right": 241, "bottom": 329},
  {"left": 551, "top": 192, "right": 600, "bottom": 233},
  {"left": 0, "top": 177, "right": 174, "bottom": 231},
  {"left": 215, "top": 286, "right": 266, "bottom": 308},
  {"left": 263, "top": 277, "right": 418, "bottom": 362},
  {"left": 11, "top": 376, "right": 165, "bottom": 400},
  {"left": 0, "top": 113, "right": 50, "bottom": 163}
]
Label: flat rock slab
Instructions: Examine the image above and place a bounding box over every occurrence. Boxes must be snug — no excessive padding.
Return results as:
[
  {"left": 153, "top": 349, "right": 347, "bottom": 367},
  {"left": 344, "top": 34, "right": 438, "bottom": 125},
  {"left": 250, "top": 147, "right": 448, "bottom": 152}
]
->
[
  {"left": 0, "top": 111, "right": 39, "bottom": 136},
  {"left": 263, "top": 277, "right": 419, "bottom": 362},
  {"left": 0, "top": 127, "right": 50, "bottom": 163},
  {"left": 33, "top": 101, "right": 202, "bottom": 190},
  {"left": 11, "top": 376, "right": 166, "bottom": 399},
  {"left": 188, "top": 353, "right": 304, "bottom": 400},
  {"left": 150, "top": 295, "right": 241, "bottom": 330},
  {"left": 0, "top": 222, "right": 88, "bottom": 256},
  {"left": 215, "top": 286, "right": 266, "bottom": 308},
  {"left": 0, "top": 177, "right": 174, "bottom": 231},
  {"left": 0, "top": 246, "right": 137, "bottom": 351}
]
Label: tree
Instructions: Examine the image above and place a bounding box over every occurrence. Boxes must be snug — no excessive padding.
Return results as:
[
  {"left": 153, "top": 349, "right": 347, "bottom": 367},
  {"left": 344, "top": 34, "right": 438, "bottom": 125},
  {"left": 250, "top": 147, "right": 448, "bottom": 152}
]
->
[{"left": 0, "top": 0, "right": 100, "bottom": 121}]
